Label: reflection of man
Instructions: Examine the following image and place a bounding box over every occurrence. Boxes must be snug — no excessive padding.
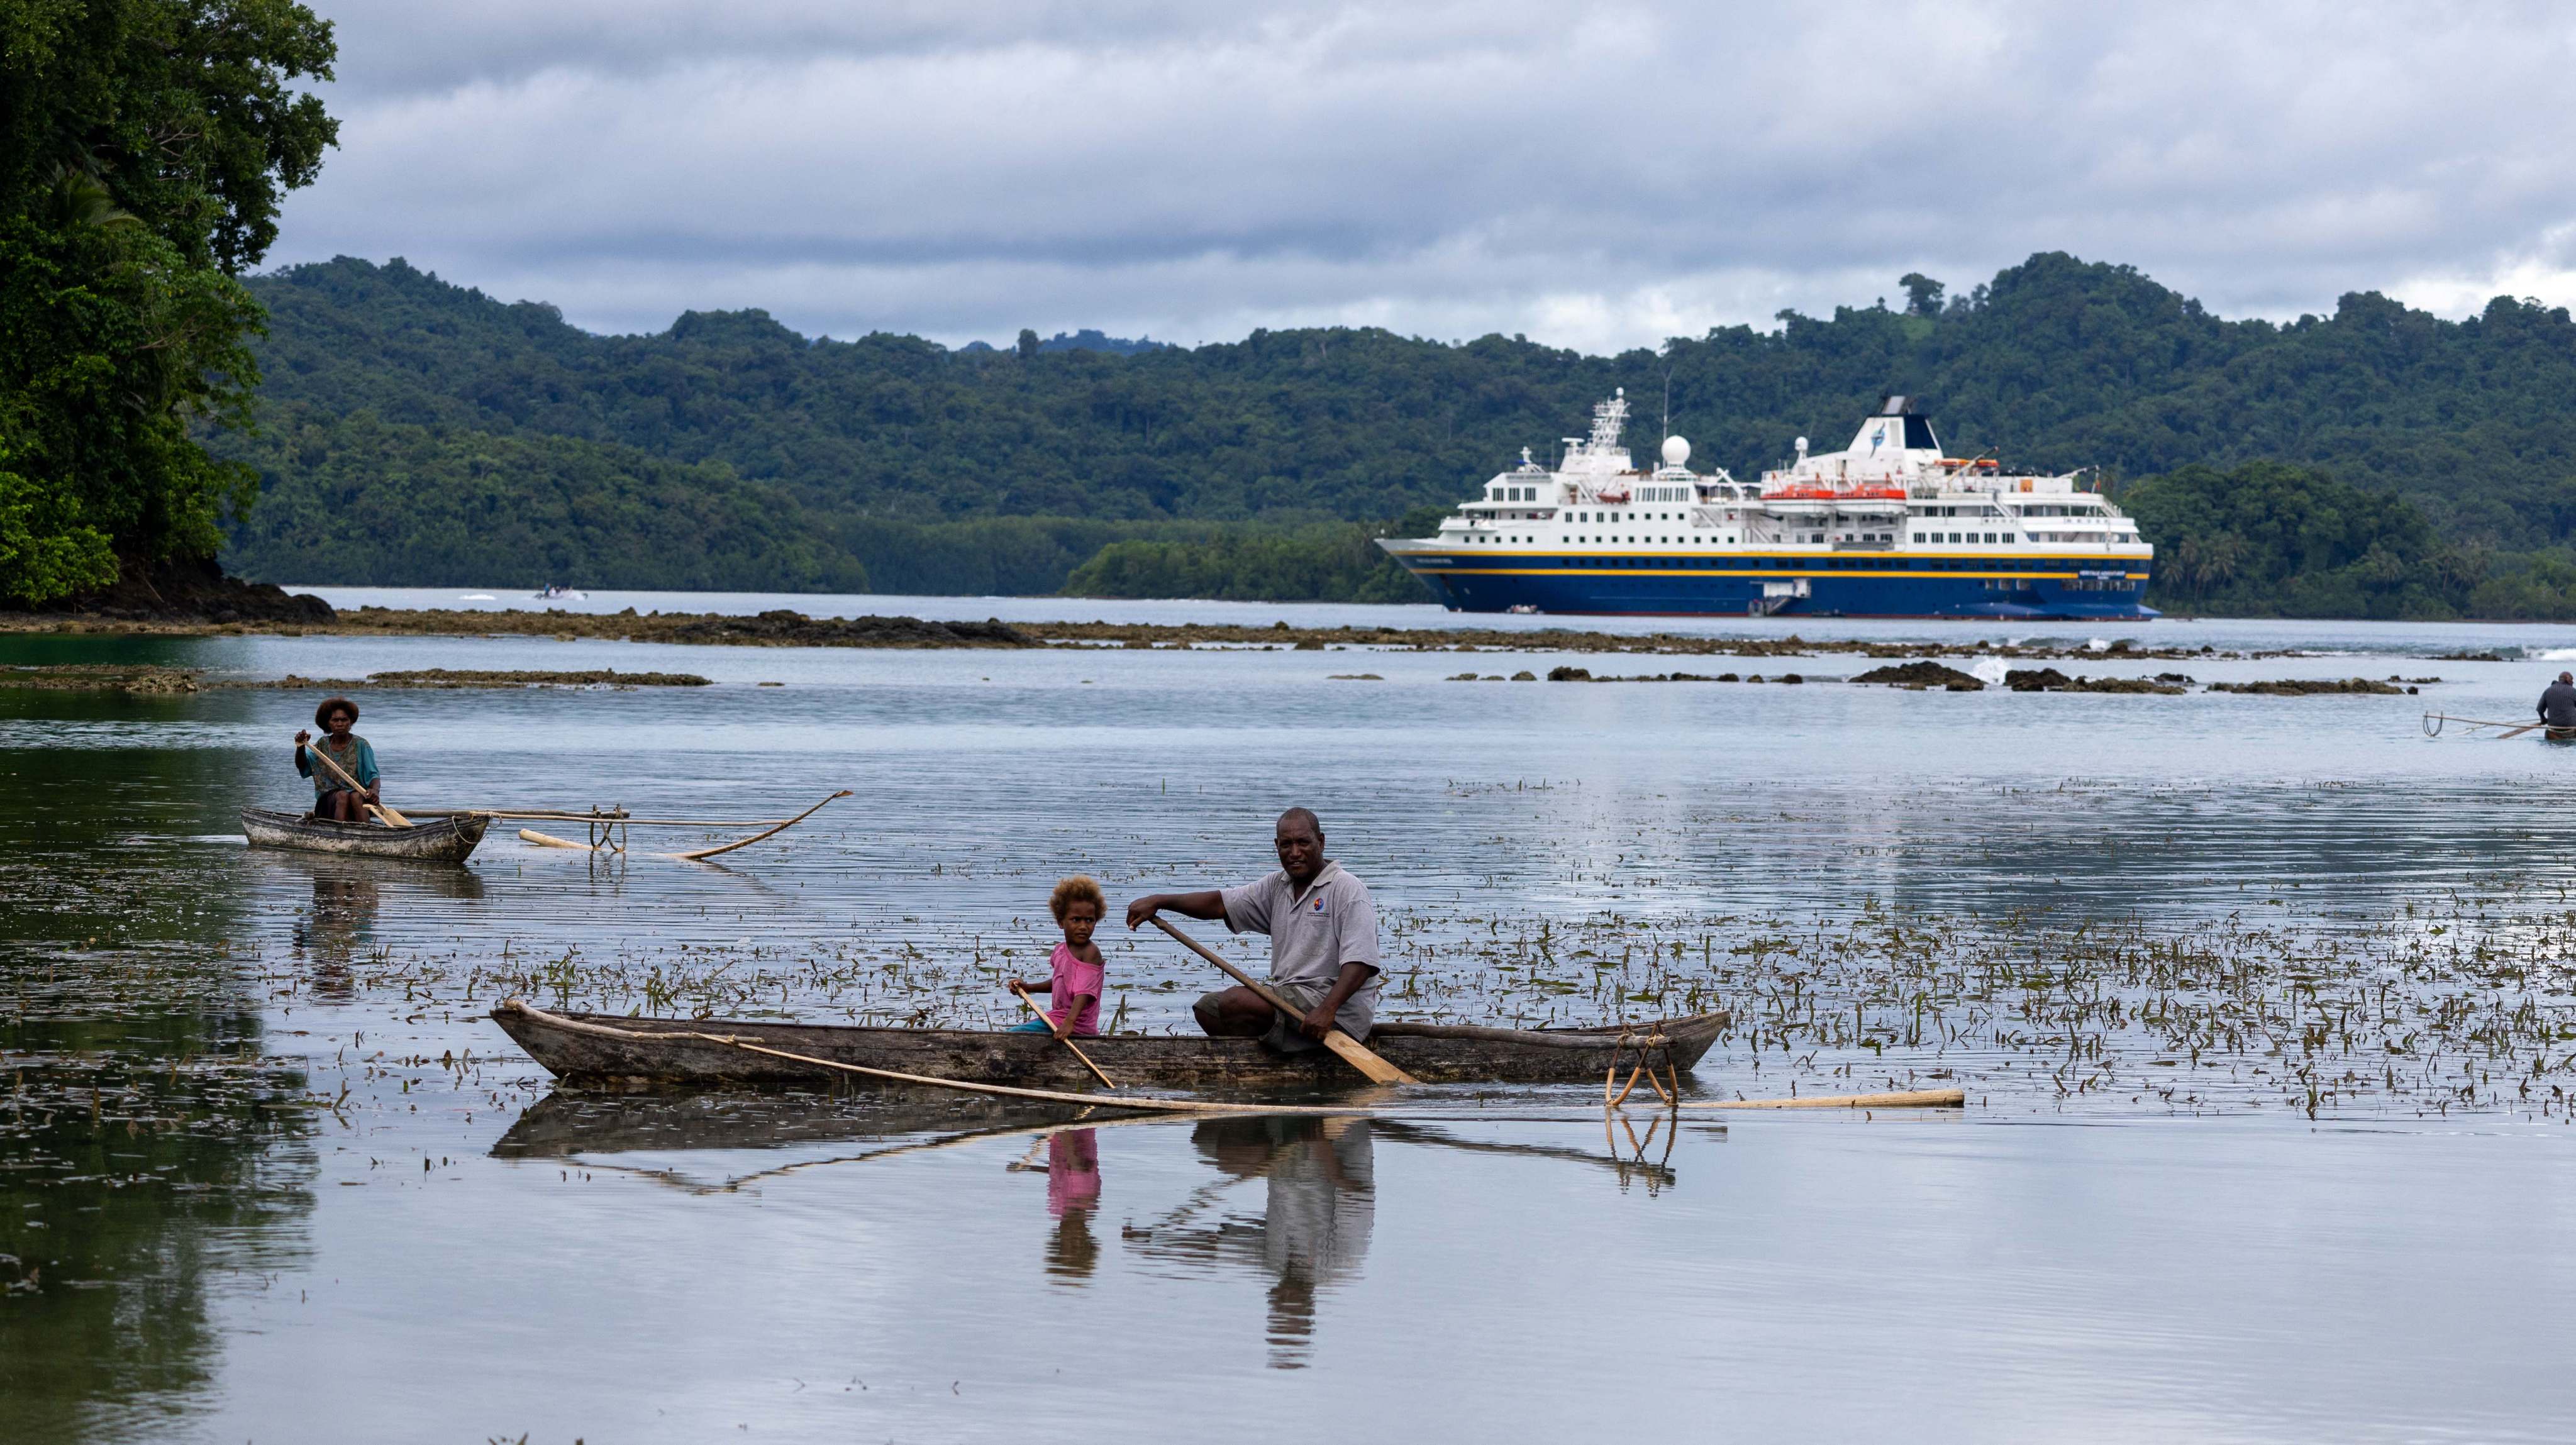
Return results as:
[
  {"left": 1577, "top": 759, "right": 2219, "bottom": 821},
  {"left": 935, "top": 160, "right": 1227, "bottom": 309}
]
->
[
  {"left": 1124, "top": 808, "right": 1382, "bottom": 1051},
  {"left": 1127, "top": 1117, "right": 1375, "bottom": 1368}
]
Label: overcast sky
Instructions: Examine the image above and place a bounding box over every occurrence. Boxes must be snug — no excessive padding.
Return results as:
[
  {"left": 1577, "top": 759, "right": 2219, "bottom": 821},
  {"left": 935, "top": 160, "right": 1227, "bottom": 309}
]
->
[{"left": 269, "top": 0, "right": 2576, "bottom": 353}]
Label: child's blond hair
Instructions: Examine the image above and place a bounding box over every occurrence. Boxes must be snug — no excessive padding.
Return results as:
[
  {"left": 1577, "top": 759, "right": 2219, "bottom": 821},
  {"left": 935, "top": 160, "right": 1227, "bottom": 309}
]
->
[{"left": 1050, "top": 875, "right": 1106, "bottom": 922}]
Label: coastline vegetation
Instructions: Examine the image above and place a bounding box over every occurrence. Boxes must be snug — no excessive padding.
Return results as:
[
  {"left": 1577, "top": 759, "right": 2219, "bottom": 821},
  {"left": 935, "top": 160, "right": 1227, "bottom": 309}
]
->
[
  {"left": 0, "top": 0, "right": 336, "bottom": 605},
  {"left": 197, "top": 253, "right": 2576, "bottom": 617}
]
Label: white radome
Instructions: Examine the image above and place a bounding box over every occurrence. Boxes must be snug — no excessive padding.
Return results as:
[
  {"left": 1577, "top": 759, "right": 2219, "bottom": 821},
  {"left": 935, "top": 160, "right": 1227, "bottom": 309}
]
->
[{"left": 1660, "top": 435, "right": 1690, "bottom": 467}]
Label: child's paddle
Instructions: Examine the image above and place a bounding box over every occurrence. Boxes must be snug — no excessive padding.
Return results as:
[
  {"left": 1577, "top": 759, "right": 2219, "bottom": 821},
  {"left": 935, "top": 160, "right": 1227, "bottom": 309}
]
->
[
  {"left": 1009, "top": 980, "right": 1119, "bottom": 1090},
  {"left": 1149, "top": 916, "right": 1416, "bottom": 1085}
]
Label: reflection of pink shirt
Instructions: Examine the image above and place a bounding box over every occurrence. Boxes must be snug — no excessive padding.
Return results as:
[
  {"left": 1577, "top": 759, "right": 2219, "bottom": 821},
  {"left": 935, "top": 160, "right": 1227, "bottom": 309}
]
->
[
  {"left": 1047, "top": 1129, "right": 1101, "bottom": 1215},
  {"left": 1045, "top": 942, "right": 1104, "bottom": 1036}
]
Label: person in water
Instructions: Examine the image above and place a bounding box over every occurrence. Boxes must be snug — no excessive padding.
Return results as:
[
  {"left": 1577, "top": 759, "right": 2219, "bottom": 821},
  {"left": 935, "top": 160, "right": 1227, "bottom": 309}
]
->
[
  {"left": 1124, "top": 807, "right": 1381, "bottom": 1052},
  {"left": 1003, "top": 876, "right": 1108, "bottom": 1038},
  {"left": 294, "top": 697, "right": 382, "bottom": 822},
  {"left": 2540, "top": 672, "right": 2576, "bottom": 733}
]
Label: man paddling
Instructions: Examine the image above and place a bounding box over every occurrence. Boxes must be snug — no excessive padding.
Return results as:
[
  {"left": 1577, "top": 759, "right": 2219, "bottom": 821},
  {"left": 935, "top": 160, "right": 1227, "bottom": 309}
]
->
[
  {"left": 2540, "top": 672, "right": 2576, "bottom": 735},
  {"left": 1125, "top": 807, "right": 1382, "bottom": 1051}
]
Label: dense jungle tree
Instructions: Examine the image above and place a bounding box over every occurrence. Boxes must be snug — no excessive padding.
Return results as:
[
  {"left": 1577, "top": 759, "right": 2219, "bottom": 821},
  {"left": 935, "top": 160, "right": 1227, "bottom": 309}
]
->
[{"left": 0, "top": 0, "right": 335, "bottom": 602}]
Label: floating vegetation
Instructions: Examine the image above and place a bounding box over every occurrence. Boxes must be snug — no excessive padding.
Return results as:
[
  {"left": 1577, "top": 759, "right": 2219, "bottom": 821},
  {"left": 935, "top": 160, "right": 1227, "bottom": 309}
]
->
[
  {"left": 167, "top": 873, "right": 2576, "bottom": 1123},
  {"left": 1, "top": 939, "right": 317, "bottom": 1305},
  {"left": 1375, "top": 887, "right": 2576, "bottom": 1120}
]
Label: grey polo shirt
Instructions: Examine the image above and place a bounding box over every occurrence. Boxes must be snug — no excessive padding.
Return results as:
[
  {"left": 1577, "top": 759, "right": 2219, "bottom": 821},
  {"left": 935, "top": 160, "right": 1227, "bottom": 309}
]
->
[{"left": 1221, "top": 861, "right": 1384, "bottom": 999}]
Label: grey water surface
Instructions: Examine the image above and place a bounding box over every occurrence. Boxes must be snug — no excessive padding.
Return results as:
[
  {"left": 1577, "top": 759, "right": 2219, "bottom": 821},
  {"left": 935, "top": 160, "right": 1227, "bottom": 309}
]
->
[{"left": 6, "top": 605, "right": 2576, "bottom": 1443}]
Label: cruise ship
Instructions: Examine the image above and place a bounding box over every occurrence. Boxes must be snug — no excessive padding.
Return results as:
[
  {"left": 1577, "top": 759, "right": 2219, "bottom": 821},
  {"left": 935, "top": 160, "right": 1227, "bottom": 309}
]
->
[{"left": 1377, "top": 393, "right": 2155, "bottom": 619}]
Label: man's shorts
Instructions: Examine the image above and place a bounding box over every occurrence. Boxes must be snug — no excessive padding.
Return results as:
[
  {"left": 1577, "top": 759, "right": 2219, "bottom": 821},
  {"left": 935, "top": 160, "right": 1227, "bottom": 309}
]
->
[{"left": 1198, "top": 977, "right": 1376, "bottom": 1055}]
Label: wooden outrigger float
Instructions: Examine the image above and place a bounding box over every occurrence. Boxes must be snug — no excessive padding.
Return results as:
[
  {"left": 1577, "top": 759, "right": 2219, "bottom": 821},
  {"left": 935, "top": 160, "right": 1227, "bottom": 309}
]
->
[{"left": 490, "top": 999, "right": 1730, "bottom": 1092}]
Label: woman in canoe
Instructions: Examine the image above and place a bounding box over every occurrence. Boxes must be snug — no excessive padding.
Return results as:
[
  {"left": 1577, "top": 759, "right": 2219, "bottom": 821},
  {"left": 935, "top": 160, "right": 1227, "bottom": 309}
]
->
[{"left": 294, "top": 696, "right": 382, "bottom": 822}]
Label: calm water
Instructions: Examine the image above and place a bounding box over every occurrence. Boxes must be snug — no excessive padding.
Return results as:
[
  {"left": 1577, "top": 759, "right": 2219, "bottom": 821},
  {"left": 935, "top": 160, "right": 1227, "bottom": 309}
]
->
[{"left": 7, "top": 604, "right": 2576, "bottom": 1442}]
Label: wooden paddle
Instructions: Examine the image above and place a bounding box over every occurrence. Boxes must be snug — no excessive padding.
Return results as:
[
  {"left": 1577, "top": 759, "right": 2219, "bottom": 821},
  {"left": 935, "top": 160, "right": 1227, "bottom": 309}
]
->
[
  {"left": 1148, "top": 916, "right": 1417, "bottom": 1085},
  {"left": 1009, "top": 981, "right": 1119, "bottom": 1090},
  {"left": 299, "top": 735, "right": 412, "bottom": 827}
]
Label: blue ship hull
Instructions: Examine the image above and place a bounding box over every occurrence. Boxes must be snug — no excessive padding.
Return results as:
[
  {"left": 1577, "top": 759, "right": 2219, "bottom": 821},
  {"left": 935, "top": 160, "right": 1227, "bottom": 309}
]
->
[{"left": 1389, "top": 551, "right": 2156, "bottom": 620}]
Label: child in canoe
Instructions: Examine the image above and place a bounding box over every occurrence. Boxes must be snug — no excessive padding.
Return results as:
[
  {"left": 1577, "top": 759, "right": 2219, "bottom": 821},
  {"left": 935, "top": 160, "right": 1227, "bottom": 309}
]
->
[{"left": 1004, "top": 876, "right": 1108, "bottom": 1038}]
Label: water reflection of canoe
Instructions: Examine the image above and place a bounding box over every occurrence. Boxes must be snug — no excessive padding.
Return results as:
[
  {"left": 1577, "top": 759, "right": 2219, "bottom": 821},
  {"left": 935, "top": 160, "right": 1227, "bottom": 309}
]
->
[
  {"left": 489, "top": 1000, "right": 1729, "bottom": 1090},
  {"left": 239, "top": 807, "right": 489, "bottom": 862},
  {"left": 491, "top": 1089, "right": 1073, "bottom": 1158}
]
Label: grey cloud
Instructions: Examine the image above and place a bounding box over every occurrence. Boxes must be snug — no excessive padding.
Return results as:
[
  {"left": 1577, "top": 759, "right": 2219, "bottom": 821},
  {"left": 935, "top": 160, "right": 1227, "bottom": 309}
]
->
[{"left": 274, "top": 0, "right": 2576, "bottom": 352}]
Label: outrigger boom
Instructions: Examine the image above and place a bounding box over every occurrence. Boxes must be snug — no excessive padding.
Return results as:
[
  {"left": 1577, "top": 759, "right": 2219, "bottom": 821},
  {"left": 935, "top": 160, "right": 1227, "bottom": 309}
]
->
[
  {"left": 2424, "top": 712, "right": 2559, "bottom": 739},
  {"left": 409, "top": 789, "right": 855, "bottom": 859}
]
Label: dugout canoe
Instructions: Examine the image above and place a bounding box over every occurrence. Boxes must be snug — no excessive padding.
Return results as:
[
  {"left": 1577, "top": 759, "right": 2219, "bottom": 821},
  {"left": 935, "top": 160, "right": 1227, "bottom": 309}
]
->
[
  {"left": 489, "top": 999, "right": 1729, "bottom": 1090},
  {"left": 240, "top": 807, "right": 489, "bottom": 862}
]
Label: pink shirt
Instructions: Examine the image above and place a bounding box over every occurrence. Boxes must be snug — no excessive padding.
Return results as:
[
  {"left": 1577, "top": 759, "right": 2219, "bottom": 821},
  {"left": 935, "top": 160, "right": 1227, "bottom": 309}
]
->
[
  {"left": 1047, "top": 1129, "right": 1101, "bottom": 1215},
  {"left": 1044, "top": 941, "right": 1104, "bottom": 1036}
]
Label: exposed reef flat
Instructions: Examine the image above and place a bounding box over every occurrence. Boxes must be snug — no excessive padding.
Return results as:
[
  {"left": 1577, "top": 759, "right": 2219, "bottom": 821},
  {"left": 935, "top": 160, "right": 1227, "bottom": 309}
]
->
[
  {"left": 0, "top": 665, "right": 712, "bottom": 693},
  {"left": 0, "top": 606, "right": 2298, "bottom": 663}
]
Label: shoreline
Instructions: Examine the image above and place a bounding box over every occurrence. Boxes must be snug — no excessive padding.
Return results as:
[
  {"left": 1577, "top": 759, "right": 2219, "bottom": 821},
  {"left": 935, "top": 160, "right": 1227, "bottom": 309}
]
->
[{"left": 0, "top": 604, "right": 2286, "bottom": 662}]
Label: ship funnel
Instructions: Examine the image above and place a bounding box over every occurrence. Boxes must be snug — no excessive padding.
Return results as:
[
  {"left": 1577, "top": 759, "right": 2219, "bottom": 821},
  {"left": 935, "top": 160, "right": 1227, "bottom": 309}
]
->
[{"left": 1857, "top": 396, "right": 1940, "bottom": 453}]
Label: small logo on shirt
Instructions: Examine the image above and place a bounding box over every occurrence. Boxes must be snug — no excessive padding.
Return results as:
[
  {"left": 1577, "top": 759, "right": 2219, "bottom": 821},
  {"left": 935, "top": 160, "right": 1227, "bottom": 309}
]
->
[{"left": 1309, "top": 896, "right": 1326, "bottom": 912}]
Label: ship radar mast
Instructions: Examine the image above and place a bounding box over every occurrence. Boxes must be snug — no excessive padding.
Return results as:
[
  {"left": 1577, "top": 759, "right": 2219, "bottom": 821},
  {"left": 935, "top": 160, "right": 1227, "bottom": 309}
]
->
[
  {"left": 1590, "top": 388, "right": 1628, "bottom": 451},
  {"left": 1557, "top": 388, "right": 1637, "bottom": 484}
]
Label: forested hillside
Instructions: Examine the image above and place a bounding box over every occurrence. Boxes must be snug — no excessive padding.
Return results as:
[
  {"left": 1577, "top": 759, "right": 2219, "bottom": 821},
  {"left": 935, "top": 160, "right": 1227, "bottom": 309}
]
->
[{"left": 215, "top": 253, "right": 2576, "bottom": 615}]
